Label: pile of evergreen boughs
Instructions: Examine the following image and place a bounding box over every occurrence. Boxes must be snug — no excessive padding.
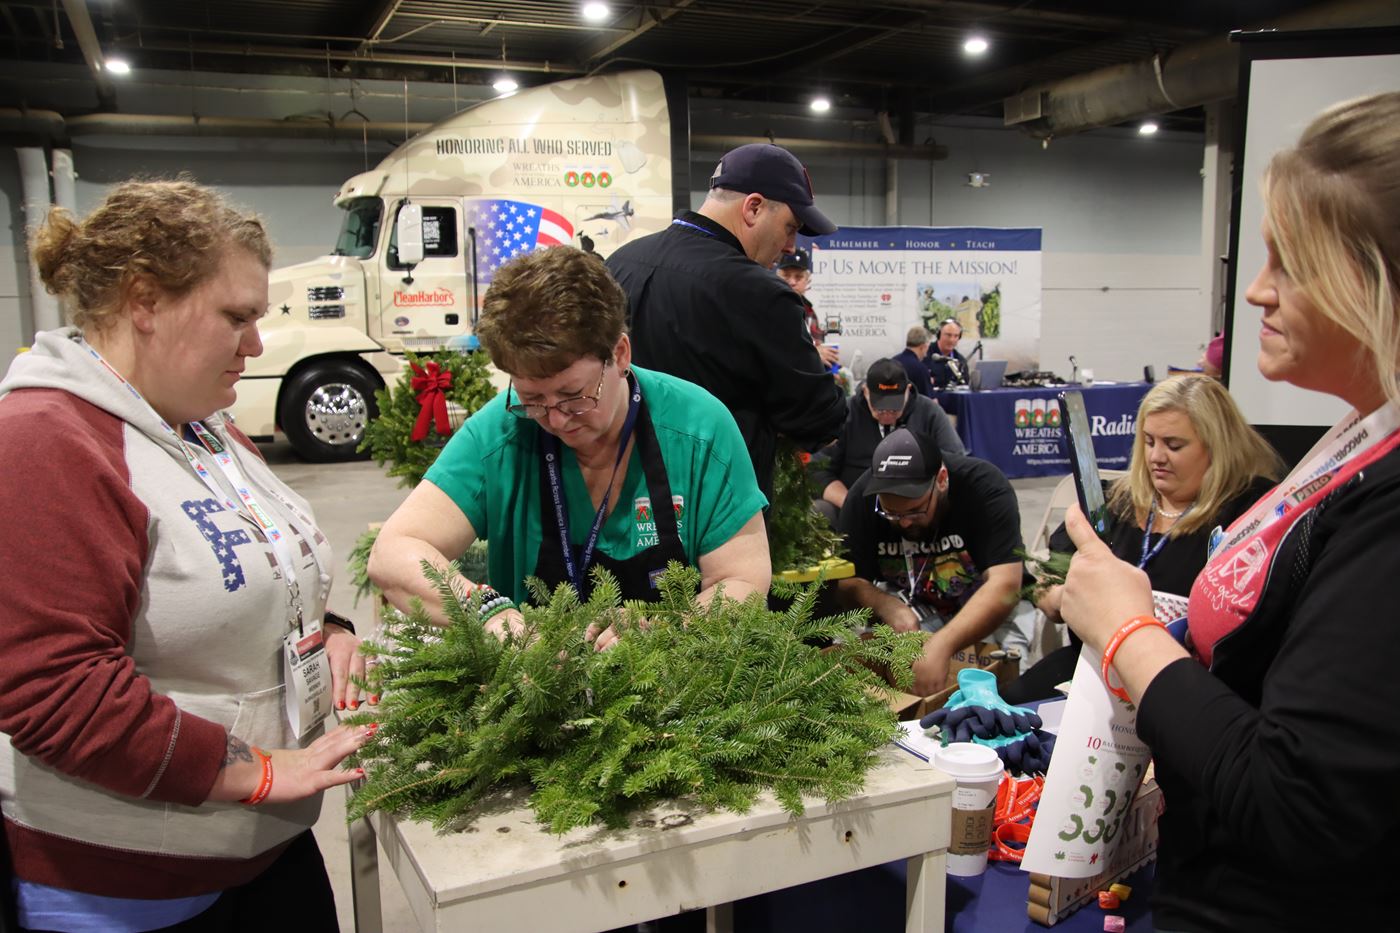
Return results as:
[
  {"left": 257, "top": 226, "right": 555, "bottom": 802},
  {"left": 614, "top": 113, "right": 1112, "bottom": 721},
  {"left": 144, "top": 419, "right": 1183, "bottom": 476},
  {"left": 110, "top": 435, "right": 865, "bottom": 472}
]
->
[
  {"left": 767, "top": 440, "right": 845, "bottom": 573},
  {"left": 345, "top": 563, "right": 925, "bottom": 834},
  {"left": 359, "top": 349, "right": 497, "bottom": 488}
]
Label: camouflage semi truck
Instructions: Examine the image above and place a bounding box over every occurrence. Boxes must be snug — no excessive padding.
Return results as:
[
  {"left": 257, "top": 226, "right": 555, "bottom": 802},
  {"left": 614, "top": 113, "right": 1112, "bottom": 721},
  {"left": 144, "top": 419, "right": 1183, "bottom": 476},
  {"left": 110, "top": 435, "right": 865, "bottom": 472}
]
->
[{"left": 235, "top": 69, "right": 681, "bottom": 461}]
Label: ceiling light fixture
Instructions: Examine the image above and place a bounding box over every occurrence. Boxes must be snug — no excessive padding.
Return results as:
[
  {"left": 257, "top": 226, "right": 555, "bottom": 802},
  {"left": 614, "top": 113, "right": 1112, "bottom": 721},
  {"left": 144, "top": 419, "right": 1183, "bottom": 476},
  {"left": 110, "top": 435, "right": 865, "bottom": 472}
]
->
[
  {"left": 963, "top": 36, "right": 989, "bottom": 56},
  {"left": 581, "top": 2, "right": 610, "bottom": 22},
  {"left": 1139, "top": 121, "right": 1160, "bottom": 135},
  {"left": 104, "top": 58, "right": 131, "bottom": 75},
  {"left": 493, "top": 76, "right": 518, "bottom": 93},
  {"left": 966, "top": 172, "right": 991, "bottom": 188},
  {"left": 810, "top": 97, "right": 832, "bottom": 113}
]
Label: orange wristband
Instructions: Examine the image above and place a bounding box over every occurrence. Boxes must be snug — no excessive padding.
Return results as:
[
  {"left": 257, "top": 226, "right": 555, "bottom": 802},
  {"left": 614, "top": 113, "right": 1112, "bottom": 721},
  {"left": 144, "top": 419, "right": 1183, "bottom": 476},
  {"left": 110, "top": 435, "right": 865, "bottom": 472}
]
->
[
  {"left": 1100, "top": 615, "right": 1166, "bottom": 701},
  {"left": 238, "top": 747, "right": 274, "bottom": 806}
]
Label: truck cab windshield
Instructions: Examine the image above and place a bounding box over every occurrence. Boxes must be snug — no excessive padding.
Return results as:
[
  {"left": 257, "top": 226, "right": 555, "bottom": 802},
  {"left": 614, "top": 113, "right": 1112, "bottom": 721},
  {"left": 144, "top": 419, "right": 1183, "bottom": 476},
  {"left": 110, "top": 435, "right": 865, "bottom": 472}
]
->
[{"left": 331, "top": 197, "right": 383, "bottom": 258}]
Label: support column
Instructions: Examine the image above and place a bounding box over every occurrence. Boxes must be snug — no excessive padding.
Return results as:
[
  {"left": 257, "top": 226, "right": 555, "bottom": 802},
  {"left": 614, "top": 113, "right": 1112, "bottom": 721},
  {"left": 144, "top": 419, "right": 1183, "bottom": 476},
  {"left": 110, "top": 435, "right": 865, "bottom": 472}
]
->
[
  {"left": 1200, "top": 100, "right": 1234, "bottom": 337},
  {"left": 16, "top": 147, "right": 60, "bottom": 337},
  {"left": 885, "top": 158, "right": 899, "bottom": 226},
  {"left": 51, "top": 148, "right": 77, "bottom": 211}
]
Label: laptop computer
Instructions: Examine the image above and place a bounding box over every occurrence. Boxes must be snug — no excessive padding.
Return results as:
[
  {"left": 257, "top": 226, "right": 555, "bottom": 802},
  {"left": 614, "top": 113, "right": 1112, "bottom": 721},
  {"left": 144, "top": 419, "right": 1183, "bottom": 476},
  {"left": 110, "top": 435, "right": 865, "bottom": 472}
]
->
[{"left": 970, "top": 359, "right": 1008, "bottom": 390}]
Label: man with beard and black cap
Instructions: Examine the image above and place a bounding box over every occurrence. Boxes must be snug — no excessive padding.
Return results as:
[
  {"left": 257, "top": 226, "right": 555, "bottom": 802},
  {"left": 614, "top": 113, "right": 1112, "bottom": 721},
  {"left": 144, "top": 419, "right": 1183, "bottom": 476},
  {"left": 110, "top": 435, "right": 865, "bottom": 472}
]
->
[
  {"left": 606, "top": 143, "right": 846, "bottom": 502},
  {"left": 835, "top": 427, "right": 1027, "bottom": 695},
  {"left": 809, "top": 359, "right": 963, "bottom": 526}
]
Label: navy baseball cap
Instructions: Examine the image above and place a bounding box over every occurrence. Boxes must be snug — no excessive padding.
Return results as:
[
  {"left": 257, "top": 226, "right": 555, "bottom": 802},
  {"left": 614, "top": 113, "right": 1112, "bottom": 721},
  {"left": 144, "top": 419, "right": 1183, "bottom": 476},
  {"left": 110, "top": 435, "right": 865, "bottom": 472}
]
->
[
  {"left": 709, "top": 144, "right": 838, "bottom": 237},
  {"left": 866, "top": 428, "right": 944, "bottom": 499},
  {"left": 777, "top": 248, "right": 812, "bottom": 272}
]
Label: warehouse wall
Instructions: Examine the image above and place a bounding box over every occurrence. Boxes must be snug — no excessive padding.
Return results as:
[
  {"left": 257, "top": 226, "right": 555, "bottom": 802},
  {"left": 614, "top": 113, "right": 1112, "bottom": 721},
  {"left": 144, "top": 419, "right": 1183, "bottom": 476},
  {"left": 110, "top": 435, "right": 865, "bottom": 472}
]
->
[{"left": 2, "top": 64, "right": 1212, "bottom": 380}]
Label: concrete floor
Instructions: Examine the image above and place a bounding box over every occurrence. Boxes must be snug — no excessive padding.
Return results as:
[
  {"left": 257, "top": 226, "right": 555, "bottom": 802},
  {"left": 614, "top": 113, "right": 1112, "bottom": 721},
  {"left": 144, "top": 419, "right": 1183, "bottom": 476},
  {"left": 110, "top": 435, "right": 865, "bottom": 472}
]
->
[{"left": 261, "top": 438, "right": 1064, "bottom": 933}]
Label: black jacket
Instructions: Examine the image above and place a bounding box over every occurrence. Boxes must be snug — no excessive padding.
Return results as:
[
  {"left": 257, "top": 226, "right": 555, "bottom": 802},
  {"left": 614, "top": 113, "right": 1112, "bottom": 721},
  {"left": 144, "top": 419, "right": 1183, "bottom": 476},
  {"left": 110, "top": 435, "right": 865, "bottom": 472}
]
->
[
  {"left": 810, "top": 393, "right": 964, "bottom": 493},
  {"left": 606, "top": 211, "right": 847, "bottom": 500},
  {"left": 1136, "top": 445, "right": 1400, "bottom": 931}
]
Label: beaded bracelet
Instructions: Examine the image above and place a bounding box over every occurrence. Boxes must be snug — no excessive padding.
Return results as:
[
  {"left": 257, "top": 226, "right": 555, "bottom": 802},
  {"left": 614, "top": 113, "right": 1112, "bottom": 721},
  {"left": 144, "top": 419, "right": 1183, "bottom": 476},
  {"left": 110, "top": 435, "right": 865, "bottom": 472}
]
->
[
  {"left": 238, "top": 746, "right": 274, "bottom": 806},
  {"left": 1100, "top": 615, "right": 1166, "bottom": 701},
  {"left": 479, "top": 595, "right": 517, "bottom": 624}
]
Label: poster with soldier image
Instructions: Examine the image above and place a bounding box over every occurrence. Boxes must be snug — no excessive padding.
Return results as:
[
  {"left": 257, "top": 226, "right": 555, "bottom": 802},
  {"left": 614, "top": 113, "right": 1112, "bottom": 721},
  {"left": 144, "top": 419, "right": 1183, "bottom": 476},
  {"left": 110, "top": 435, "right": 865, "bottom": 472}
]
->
[{"left": 801, "top": 226, "right": 1041, "bottom": 374}]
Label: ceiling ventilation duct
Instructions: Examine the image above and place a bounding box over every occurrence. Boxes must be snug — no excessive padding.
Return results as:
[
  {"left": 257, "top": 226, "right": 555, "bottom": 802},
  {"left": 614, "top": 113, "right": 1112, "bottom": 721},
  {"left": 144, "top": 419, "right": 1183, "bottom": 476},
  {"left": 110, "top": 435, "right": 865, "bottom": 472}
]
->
[{"left": 1004, "top": 0, "right": 1400, "bottom": 138}]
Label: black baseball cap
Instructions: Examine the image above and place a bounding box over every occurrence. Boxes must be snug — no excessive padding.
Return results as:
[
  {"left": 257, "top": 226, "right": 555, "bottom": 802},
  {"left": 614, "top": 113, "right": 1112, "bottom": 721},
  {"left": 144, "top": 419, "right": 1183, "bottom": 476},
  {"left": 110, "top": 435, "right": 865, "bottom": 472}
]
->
[
  {"left": 866, "top": 428, "right": 944, "bottom": 499},
  {"left": 864, "top": 359, "right": 910, "bottom": 412},
  {"left": 709, "top": 144, "right": 838, "bottom": 237},
  {"left": 777, "top": 248, "right": 812, "bottom": 272}
]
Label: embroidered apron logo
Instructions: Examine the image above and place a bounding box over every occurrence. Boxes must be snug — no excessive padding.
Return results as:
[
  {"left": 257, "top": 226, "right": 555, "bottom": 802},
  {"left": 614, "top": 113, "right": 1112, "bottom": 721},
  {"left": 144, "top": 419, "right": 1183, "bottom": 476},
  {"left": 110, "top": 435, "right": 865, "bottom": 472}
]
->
[{"left": 634, "top": 496, "right": 684, "bottom": 548}]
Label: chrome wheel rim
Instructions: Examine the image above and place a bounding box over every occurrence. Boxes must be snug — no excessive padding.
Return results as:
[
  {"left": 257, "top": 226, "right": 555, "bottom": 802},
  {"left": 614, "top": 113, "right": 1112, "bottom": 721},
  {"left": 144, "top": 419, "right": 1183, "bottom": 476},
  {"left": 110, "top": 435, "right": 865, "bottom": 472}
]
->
[{"left": 303, "top": 382, "right": 368, "bottom": 447}]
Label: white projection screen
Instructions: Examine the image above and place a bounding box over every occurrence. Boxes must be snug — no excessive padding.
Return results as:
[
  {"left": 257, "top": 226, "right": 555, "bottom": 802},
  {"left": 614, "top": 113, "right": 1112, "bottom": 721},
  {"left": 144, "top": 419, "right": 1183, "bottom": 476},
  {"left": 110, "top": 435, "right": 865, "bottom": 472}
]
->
[{"left": 1223, "top": 29, "right": 1400, "bottom": 465}]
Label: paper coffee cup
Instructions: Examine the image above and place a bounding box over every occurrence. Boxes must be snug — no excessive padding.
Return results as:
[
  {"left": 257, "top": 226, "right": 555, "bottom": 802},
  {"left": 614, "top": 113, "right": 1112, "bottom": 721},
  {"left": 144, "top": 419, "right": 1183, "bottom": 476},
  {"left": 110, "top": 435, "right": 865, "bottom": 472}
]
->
[{"left": 932, "top": 742, "right": 1004, "bottom": 877}]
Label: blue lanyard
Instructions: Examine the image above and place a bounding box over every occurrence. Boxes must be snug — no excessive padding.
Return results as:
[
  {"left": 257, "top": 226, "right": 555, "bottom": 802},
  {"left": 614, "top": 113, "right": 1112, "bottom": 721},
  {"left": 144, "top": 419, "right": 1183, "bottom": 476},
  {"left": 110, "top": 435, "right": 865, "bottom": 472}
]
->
[
  {"left": 670, "top": 218, "right": 716, "bottom": 237},
  {"left": 1139, "top": 501, "right": 1190, "bottom": 569},
  {"left": 542, "top": 374, "right": 643, "bottom": 593}
]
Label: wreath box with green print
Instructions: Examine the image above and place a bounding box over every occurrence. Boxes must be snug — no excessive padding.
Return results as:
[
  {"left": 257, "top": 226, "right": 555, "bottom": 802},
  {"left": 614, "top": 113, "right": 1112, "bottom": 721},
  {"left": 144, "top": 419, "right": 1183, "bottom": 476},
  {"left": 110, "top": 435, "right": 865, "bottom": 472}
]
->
[{"left": 1026, "top": 776, "right": 1161, "bottom": 926}]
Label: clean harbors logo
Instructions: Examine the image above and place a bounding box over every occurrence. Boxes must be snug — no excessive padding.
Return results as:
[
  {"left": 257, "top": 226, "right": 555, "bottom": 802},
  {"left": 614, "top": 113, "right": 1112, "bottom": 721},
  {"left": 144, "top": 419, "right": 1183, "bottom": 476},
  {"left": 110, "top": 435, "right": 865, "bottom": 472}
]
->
[{"left": 392, "top": 287, "right": 455, "bottom": 307}]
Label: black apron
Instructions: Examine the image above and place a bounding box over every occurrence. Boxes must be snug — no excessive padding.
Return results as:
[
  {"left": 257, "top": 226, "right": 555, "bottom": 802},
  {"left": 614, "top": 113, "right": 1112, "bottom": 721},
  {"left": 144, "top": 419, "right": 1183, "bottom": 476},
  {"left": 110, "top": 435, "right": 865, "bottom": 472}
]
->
[{"left": 532, "top": 380, "right": 688, "bottom": 602}]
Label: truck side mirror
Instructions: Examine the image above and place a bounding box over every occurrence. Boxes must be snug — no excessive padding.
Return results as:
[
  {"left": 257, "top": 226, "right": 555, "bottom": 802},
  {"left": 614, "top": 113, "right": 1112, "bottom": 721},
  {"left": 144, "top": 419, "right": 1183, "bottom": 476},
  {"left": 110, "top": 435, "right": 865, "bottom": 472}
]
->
[{"left": 396, "top": 202, "right": 424, "bottom": 268}]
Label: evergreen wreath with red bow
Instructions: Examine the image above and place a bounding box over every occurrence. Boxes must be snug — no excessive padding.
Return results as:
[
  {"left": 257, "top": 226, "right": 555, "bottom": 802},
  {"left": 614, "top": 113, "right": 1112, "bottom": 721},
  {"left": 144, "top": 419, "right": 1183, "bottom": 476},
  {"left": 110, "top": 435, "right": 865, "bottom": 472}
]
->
[{"left": 359, "top": 349, "right": 498, "bottom": 488}]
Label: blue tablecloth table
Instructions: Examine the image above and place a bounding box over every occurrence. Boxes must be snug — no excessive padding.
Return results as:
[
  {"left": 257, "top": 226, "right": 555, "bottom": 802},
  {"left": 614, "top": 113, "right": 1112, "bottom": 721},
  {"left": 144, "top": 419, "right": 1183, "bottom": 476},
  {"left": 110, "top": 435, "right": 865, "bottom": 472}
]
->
[{"left": 936, "top": 383, "right": 1151, "bottom": 479}]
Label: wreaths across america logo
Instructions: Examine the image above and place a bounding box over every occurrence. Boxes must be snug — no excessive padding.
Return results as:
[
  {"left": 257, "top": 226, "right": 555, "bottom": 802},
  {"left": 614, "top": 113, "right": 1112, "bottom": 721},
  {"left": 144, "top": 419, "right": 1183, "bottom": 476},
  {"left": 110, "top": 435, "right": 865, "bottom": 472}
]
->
[{"left": 634, "top": 496, "right": 685, "bottom": 547}]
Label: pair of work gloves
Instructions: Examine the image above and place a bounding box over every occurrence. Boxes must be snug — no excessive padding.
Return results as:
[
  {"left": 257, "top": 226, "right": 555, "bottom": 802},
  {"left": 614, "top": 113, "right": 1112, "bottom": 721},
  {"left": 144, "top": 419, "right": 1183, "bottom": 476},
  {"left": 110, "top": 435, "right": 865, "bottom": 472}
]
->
[{"left": 919, "top": 668, "right": 1057, "bottom": 775}]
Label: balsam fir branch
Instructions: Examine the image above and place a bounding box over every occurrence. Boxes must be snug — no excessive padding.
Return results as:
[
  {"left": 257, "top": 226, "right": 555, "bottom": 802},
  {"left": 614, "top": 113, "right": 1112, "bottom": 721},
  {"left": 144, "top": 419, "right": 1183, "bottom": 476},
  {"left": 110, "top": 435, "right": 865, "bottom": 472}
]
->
[
  {"left": 767, "top": 440, "right": 845, "bottom": 573},
  {"left": 345, "top": 562, "right": 925, "bottom": 834}
]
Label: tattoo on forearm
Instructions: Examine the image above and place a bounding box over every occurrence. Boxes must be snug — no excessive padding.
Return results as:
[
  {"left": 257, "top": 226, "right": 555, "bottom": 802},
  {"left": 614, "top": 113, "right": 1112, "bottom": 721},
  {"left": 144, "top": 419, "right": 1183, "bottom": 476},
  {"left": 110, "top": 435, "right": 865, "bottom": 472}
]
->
[{"left": 222, "top": 735, "right": 255, "bottom": 768}]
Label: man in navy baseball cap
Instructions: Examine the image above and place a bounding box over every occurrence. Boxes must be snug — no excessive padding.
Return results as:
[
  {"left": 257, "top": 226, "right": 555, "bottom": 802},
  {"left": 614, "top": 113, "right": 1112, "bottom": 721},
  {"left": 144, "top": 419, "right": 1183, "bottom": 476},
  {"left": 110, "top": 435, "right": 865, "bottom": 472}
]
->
[
  {"left": 709, "top": 143, "right": 838, "bottom": 238},
  {"left": 605, "top": 143, "right": 848, "bottom": 503}
]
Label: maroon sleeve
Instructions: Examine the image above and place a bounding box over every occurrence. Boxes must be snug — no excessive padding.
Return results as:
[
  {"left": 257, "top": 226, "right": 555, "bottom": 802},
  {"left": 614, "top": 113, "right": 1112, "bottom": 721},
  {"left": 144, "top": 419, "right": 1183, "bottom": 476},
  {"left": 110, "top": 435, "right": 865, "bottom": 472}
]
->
[{"left": 0, "top": 390, "right": 226, "bottom": 805}]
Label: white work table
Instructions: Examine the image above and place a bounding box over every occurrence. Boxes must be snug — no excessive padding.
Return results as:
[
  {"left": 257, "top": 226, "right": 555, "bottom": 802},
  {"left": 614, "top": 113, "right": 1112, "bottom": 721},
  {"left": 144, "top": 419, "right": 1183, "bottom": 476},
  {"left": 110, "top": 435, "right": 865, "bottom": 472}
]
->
[{"left": 349, "top": 744, "right": 953, "bottom": 933}]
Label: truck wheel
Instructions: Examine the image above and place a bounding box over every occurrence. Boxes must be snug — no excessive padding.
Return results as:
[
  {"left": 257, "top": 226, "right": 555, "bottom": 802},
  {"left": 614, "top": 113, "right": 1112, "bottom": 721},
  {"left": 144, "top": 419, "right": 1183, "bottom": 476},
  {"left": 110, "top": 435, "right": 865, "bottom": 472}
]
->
[{"left": 279, "top": 361, "right": 380, "bottom": 463}]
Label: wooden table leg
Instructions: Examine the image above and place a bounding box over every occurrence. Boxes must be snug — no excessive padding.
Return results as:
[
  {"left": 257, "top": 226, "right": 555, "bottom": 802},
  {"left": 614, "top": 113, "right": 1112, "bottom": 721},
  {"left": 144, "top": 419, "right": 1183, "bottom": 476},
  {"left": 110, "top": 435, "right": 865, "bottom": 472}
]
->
[
  {"left": 349, "top": 815, "right": 384, "bottom": 933},
  {"left": 705, "top": 902, "right": 735, "bottom": 933},
  {"left": 905, "top": 850, "right": 946, "bottom": 933}
]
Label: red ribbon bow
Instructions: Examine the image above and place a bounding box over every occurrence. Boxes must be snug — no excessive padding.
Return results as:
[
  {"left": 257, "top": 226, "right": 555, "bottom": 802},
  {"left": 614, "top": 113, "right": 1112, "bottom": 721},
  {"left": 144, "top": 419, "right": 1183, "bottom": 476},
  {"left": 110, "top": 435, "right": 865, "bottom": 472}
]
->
[{"left": 409, "top": 361, "right": 453, "bottom": 441}]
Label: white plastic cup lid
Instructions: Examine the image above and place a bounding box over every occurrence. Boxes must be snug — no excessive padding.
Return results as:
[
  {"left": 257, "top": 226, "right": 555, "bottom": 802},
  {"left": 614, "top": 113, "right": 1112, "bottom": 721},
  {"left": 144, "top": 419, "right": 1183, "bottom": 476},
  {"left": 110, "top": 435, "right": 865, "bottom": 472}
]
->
[{"left": 932, "top": 742, "right": 1004, "bottom": 781}]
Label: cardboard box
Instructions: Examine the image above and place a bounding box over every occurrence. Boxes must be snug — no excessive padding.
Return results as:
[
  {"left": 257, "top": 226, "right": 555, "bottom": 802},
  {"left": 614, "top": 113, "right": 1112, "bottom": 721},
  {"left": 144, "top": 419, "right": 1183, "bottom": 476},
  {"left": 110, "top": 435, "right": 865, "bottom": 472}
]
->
[{"left": 876, "top": 640, "right": 1021, "bottom": 721}]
